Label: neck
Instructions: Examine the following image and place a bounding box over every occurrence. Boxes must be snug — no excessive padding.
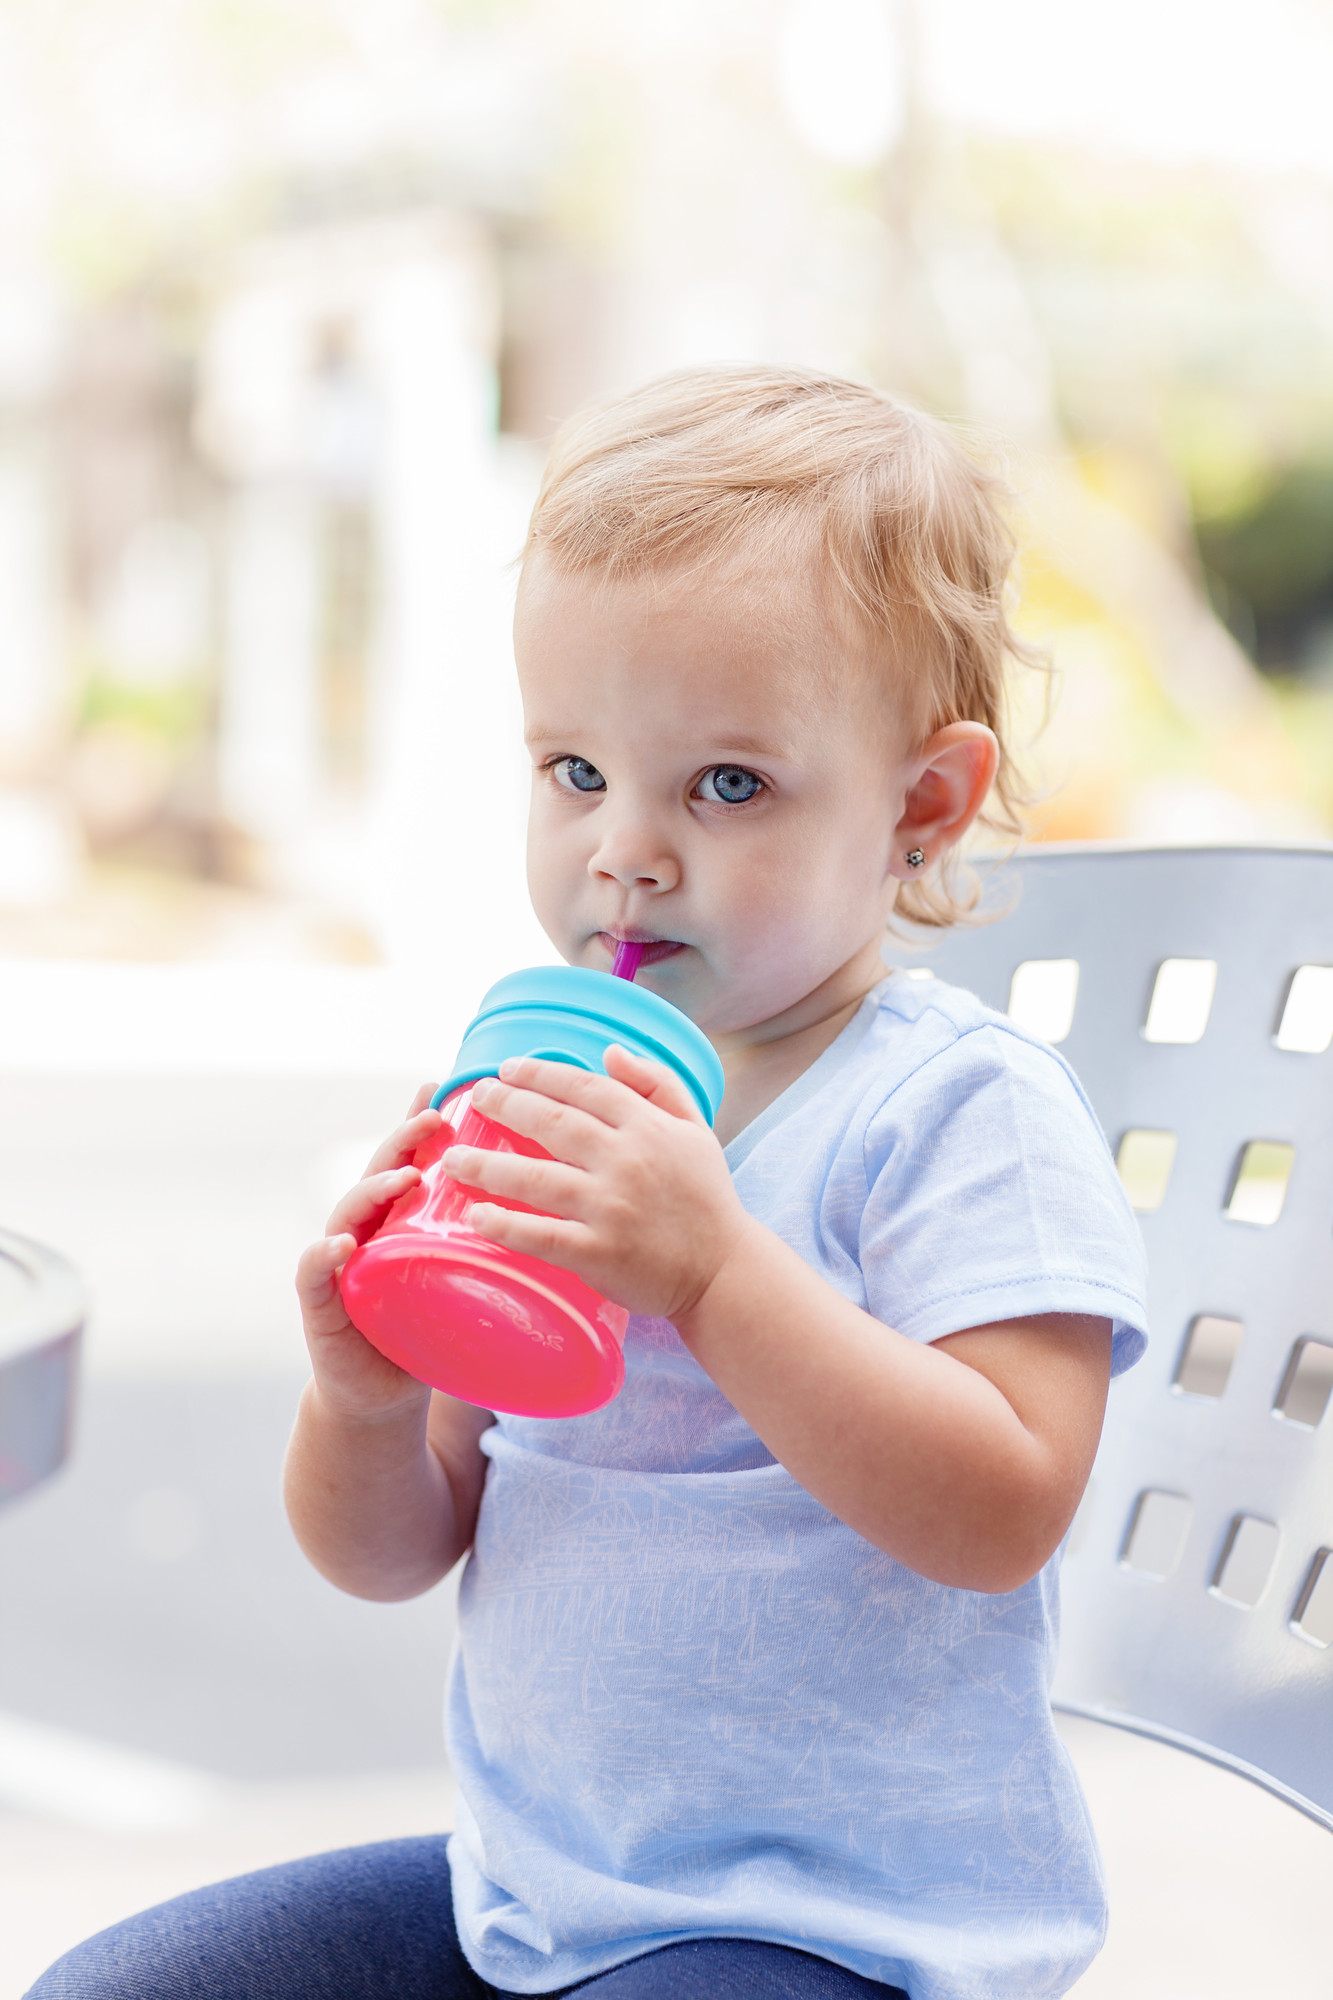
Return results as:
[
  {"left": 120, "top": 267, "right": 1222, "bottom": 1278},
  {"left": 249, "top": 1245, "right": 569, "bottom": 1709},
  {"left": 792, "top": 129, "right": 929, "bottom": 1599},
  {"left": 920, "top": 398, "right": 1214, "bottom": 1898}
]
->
[{"left": 708, "top": 938, "right": 888, "bottom": 1147}]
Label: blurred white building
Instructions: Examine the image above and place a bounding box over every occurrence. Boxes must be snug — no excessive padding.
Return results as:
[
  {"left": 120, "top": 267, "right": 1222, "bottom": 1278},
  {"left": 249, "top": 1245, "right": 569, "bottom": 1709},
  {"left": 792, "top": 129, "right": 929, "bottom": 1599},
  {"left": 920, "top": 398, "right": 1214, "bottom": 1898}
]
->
[{"left": 196, "top": 213, "right": 537, "bottom": 975}]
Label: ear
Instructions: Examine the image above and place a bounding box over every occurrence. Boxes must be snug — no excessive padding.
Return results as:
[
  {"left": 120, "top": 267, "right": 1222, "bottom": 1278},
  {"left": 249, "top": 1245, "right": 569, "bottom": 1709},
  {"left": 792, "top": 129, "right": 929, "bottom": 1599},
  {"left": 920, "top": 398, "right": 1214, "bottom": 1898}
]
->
[{"left": 889, "top": 722, "right": 999, "bottom": 881}]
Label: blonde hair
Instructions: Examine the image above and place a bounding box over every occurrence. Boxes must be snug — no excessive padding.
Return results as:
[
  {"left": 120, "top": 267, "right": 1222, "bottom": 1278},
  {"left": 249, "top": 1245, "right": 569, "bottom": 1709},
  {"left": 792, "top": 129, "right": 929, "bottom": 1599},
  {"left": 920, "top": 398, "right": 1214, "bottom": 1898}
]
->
[{"left": 523, "top": 364, "right": 1038, "bottom": 929}]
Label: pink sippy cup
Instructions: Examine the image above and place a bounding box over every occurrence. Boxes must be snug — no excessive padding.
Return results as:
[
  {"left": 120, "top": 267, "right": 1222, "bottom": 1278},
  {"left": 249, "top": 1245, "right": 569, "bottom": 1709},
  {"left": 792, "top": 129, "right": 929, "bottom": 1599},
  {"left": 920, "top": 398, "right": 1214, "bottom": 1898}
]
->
[{"left": 338, "top": 961, "right": 724, "bottom": 1419}]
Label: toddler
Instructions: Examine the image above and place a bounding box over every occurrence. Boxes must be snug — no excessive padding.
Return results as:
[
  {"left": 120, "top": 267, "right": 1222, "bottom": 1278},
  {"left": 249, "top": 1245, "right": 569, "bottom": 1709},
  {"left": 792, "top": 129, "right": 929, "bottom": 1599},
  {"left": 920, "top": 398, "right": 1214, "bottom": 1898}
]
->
[{"left": 30, "top": 368, "right": 1147, "bottom": 2000}]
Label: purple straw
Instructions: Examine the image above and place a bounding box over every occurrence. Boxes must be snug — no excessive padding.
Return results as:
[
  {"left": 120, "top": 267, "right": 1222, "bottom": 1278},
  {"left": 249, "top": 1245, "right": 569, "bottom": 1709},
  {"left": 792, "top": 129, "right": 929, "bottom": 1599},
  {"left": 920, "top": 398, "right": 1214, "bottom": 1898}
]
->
[{"left": 611, "top": 939, "right": 645, "bottom": 981}]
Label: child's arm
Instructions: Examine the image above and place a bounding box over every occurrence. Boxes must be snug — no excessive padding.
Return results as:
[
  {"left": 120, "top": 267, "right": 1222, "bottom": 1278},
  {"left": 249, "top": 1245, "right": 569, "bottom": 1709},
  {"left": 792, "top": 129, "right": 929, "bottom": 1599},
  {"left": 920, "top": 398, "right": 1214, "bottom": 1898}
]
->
[
  {"left": 286, "top": 1087, "right": 493, "bottom": 1601},
  {"left": 448, "top": 1052, "right": 1111, "bottom": 1595}
]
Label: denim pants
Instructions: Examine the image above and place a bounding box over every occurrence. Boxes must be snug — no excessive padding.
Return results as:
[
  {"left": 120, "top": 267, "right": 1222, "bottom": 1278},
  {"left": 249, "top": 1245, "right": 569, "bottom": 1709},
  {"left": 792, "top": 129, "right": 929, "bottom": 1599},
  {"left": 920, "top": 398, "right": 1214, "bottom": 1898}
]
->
[{"left": 24, "top": 1836, "right": 908, "bottom": 1998}]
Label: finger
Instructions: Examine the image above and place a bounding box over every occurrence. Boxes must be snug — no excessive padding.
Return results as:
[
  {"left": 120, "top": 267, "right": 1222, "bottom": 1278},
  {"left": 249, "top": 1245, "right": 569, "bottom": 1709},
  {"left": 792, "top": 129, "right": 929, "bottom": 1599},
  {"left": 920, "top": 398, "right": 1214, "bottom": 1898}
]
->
[
  {"left": 325, "top": 1165, "right": 419, "bottom": 1241},
  {"left": 467, "top": 1200, "right": 595, "bottom": 1272},
  {"left": 493, "top": 1055, "right": 645, "bottom": 1125},
  {"left": 469, "top": 1075, "right": 613, "bottom": 1166},
  {"left": 406, "top": 1081, "right": 439, "bottom": 1117},
  {"left": 443, "top": 1144, "right": 588, "bottom": 1217},
  {"left": 601, "top": 1043, "right": 708, "bottom": 1124},
  {"left": 490, "top": 1064, "right": 640, "bottom": 1128},
  {"left": 296, "top": 1234, "right": 358, "bottom": 1334},
  {"left": 363, "top": 1105, "right": 442, "bottom": 1178}
]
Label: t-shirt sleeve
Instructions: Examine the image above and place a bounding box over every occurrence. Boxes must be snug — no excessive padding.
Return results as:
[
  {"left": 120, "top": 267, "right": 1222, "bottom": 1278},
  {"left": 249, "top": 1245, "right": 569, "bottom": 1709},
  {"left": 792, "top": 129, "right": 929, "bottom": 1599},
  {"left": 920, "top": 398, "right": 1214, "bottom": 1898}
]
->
[{"left": 858, "top": 1021, "right": 1149, "bottom": 1374}]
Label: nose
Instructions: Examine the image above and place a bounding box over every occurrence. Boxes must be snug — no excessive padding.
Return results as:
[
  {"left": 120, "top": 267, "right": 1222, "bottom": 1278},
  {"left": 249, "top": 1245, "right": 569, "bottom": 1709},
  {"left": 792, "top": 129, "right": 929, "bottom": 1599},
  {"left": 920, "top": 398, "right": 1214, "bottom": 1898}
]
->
[{"left": 587, "top": 804, "right": 681, "bottom": 895}]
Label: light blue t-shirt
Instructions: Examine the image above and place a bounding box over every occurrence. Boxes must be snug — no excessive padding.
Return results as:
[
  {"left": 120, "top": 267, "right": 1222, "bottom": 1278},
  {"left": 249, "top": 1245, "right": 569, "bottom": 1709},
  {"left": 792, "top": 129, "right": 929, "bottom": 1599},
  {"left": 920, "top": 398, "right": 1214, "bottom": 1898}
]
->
[{"left": 446, "top": 972, "right": 1149, "bottom": 2000}]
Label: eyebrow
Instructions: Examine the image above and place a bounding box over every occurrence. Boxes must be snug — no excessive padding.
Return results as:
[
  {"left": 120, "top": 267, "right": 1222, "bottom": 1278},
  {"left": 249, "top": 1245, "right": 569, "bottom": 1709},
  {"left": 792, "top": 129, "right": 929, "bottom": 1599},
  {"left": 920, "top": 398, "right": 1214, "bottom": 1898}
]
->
[
  {"left": 704, "top": 733, "right": 794, "bottom": 759},
  {"left": 524, "top": 725, "right": 794, "bottom": 761}
]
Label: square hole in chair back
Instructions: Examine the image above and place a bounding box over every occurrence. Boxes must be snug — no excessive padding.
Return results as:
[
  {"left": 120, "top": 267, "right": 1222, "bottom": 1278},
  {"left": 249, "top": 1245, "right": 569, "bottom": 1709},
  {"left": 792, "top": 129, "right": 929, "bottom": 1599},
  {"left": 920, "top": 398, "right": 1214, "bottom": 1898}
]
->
[
  {"left": 1121, "top": 1490, "right": 1193, "bottom": 1579},
  {"left": 1007, "top": 959, "right": 1079, "bottom": 1043},
  {"left": 1273, "top": 1339, "right": 1333, "bottom": 1429},
  {"left": 1143, "top": 958, "right": 1218, "bottom": 1043},
  {"left": 1116, "top": 1129, "right": 1177, "bottom": 1211},
  {"left": 1291, "top": 1549, "right": 1333, "bottom": 1647},
  {"left": 1209, "top": 1515, "right": 1281, "bottom": 1608},
  {"left": 1225, "top": 1142, "right": 1295, "bottom": 1225},
  {"left": 1275, "top": 965, "right": 1333, "bottom": 1053},
  {"left": 1174, "top": 1315, "right": 1244, "bottom": 1398}
]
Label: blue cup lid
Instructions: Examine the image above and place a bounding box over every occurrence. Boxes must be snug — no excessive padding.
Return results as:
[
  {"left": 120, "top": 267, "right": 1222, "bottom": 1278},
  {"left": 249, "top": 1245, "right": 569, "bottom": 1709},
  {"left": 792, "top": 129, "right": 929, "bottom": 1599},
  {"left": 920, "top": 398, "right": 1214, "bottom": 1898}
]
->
[{"left": 432, "top": 966, "right": 725, "bottom": 1125}]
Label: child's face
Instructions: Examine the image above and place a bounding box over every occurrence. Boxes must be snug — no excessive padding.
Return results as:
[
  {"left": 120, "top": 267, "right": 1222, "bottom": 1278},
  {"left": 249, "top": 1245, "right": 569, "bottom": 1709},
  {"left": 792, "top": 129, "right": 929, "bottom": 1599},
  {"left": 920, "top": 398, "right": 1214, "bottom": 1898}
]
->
[{"left": 515, "top": 558, "right": 920, "bottom": 1038}]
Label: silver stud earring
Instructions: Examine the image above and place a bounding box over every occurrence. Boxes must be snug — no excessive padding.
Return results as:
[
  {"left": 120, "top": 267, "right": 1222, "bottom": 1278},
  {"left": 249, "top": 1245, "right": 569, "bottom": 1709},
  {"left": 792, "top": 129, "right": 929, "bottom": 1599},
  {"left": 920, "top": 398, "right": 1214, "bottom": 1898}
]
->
[{"left": 904, "top": 847, "right": 926, "bottom": 870}]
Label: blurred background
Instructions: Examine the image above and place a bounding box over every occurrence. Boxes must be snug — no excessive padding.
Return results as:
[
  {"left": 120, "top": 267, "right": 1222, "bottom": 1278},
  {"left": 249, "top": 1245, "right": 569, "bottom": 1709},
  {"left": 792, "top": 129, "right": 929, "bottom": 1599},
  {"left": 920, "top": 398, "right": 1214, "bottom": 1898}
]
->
[{"left": 1, "top": 2, "right": 1330, "bottom": 1993}]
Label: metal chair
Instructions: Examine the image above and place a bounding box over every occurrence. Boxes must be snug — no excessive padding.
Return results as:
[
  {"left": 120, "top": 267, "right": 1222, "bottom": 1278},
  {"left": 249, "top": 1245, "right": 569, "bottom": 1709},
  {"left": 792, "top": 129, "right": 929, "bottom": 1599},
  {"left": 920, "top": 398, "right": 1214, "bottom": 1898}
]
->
[
  {"left": 0, "top": 1229, "right": 84, "bottom": 1511},
  {"left": 923, "top": 844, "right": 1333, "bottom": 1831}
]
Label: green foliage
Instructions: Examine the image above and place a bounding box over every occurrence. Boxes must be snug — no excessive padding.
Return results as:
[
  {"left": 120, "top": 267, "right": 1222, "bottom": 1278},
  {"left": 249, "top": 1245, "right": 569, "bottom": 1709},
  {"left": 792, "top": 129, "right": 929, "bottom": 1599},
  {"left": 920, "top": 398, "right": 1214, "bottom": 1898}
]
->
[
  {"left": 429, "top": 0, "right": 529, "bottom": 25},
  {"left": 77, "top": 674, "right": 209, "bottom": 746},
  {"left": 1197, "top": 463, "right": 1333, "bottom": 666}
]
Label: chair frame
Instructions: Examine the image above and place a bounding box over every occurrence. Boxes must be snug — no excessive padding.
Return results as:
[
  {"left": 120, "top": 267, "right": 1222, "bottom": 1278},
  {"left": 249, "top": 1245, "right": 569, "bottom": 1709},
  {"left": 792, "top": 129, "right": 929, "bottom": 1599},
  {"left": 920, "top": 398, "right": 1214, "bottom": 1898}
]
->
[
  {"left": 0, "top": 1229, "right": 84, "bottom": 1510},
  {"left": 923, "top": 843, "right": 1333, "bottom": 1832}
]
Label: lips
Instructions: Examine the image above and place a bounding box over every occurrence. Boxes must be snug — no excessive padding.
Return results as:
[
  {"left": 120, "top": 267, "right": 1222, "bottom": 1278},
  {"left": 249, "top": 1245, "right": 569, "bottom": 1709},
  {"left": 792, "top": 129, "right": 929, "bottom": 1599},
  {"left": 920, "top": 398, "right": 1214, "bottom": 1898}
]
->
[{"left": 599, "top": 932, "right": 686, "bottom": 966}]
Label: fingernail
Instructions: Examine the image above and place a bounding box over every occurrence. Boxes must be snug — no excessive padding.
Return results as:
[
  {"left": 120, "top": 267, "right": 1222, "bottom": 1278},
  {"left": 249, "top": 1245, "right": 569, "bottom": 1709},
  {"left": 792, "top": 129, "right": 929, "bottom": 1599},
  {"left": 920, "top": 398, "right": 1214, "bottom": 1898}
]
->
[{"left": 497, "top": 1058, "right": 520, "bottom": 1078}]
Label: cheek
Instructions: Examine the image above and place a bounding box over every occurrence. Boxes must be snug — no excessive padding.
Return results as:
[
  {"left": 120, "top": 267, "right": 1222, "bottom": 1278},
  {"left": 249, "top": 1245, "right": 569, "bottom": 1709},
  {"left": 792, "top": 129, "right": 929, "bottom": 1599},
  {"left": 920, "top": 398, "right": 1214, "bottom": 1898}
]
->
[
  {"left": 742, "top": 816, "right": 893, "bottom": 959},
  {"left": 524, "top": 798, "right": 580, "bottom": 923},
  {"left": 697, "top": 828, "right": 863, "bottom": 962},
  {"left": 727, "top": 810, "right": 890, "bottom": 915}
]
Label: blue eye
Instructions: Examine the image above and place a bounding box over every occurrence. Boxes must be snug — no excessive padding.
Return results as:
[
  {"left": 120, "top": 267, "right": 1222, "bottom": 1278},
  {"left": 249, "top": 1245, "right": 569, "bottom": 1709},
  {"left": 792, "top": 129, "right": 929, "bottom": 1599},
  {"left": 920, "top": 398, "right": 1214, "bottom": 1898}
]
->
[
  {"left": 697, "top": 765, "right": 763, "bottom": 805},
  {"left": 554, "top": 757, "right": 606, "bottom": 794}
]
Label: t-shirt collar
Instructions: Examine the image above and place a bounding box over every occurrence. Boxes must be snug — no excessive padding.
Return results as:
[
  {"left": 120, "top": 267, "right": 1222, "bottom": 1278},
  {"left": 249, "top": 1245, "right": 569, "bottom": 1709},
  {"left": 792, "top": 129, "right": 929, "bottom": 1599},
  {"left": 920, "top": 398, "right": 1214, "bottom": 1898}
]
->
[{"left": 723, "top": 977, "right": 891, "bottom": 1173}]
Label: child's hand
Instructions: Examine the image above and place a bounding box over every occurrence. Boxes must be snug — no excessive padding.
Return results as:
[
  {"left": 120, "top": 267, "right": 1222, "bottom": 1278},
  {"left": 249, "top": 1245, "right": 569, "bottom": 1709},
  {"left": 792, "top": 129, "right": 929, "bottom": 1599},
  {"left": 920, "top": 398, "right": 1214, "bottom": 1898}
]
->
[
  {"left": 295, "top": 1083, "right": 443, "bottom": 1419},
  {"left": 446, "top": 1048, "right": 751, "bottom": 1321}
]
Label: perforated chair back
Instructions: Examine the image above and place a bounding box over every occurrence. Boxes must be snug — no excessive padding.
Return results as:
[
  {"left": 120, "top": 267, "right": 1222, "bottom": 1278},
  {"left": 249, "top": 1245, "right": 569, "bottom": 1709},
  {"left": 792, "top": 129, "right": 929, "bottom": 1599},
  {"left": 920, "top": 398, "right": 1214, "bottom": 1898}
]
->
[{"left": 923, "top": 845, "right": 1333, "bottom": 1830}]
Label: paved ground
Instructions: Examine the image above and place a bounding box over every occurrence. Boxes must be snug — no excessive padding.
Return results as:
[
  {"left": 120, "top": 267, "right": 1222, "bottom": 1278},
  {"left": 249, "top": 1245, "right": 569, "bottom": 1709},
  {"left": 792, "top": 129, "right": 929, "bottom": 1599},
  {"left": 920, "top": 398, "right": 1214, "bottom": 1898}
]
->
[
  {"left": 1, "top": 1059, "right": 1329, "bottom": 1997},
  {"left": 0, "top": 1379, "right": 456, "bottom": 1781}
]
